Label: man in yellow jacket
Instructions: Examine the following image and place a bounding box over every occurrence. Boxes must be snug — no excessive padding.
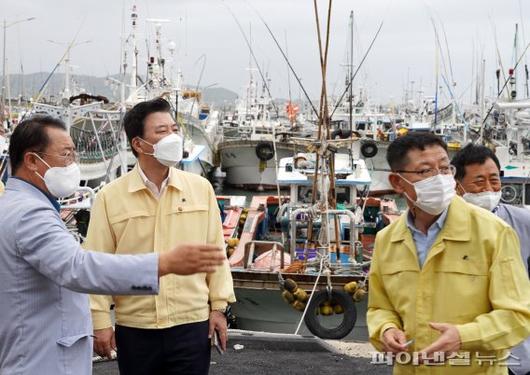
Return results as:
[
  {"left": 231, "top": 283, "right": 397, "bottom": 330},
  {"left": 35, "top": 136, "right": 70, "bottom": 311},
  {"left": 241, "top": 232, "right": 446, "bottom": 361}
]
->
[
  {"left": 367, "top": 132, "right": 530, "bottom": 375},
  {"left": 84, "top": 98, "right": 235, "bottom": 375}
]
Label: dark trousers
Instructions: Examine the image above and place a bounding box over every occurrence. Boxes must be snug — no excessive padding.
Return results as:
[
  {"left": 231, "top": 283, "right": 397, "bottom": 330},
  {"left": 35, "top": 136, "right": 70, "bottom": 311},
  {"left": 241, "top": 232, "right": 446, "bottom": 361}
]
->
[{"left": 115, "top": 320, "right": 211, "bottom": 375}]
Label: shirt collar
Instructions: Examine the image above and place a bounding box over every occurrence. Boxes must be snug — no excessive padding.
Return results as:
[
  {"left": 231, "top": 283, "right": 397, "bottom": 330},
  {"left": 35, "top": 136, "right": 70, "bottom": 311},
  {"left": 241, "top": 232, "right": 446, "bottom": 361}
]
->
[
  {"left": 137, "top": 164, "right": 169, "bottom": 197},
  {"left": 406, "top": 206, "right": 449, "bottom": 235},
  {"left": 128, "top": 164, "right": 183, "bottom": 194},
  {"left": 391, "top": 196, "right": 471, "bottom": 243},
  {"left": 9, "top": 176, "right": 61, "bottom": 212}
]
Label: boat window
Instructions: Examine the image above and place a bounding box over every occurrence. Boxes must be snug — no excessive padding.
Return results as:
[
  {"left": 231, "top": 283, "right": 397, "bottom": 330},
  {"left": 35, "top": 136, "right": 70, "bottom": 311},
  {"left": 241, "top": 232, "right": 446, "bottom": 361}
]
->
[{"left": 336, "top": 187, "right": 351, "bottom": 204}]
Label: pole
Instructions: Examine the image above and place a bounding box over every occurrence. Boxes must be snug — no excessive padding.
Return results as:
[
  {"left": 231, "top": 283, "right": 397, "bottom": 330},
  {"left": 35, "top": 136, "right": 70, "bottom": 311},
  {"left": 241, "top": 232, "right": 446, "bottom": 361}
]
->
[
  {"left": 434, "top": 33, "right": 439, "bottom": 126},
  {"left": 1, "top": 17, "right": 35, "bottom": 123},
  {"left": 64, "top": 49, "right": 70, "bottom": 99},
  {"left": 1, "top": 19, "right": 6, "bottom": 124},
  {"left": 349, "top": 11, "right": 353, "bottom": 134}
]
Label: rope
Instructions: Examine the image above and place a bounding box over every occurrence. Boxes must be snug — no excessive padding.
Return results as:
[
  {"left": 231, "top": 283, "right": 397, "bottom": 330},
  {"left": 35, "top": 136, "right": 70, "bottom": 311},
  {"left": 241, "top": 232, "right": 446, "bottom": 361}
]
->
[{"left": 294, "top": 256, "right": 326, "bottom": 335}]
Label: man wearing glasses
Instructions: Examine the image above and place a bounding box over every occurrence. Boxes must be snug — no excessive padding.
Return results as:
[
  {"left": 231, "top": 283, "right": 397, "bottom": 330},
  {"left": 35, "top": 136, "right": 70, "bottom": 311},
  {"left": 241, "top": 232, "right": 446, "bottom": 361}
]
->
[
  {"left": 452, "top": 143, "right": 530, "bottom": 375},
  {"left": 367, "top": 132, "right": 530, "bottom": 374},
  {"left": 84, "top": 98, "right": 235, "bottom": 375}
]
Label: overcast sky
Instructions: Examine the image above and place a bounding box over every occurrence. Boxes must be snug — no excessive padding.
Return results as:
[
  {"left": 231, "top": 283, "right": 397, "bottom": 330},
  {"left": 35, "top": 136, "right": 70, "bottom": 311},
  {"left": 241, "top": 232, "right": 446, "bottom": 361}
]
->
[{"left": 1, "top": 0, "right": 529, "bottom": 104}]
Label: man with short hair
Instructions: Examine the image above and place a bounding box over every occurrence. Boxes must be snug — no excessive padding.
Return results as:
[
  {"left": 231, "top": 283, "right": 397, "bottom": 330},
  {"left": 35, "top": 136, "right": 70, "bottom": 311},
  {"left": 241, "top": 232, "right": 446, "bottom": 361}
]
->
[
  {"left": 85, "top": 98, "right": 235, "bottom": 375},
  {"left": 452, "top": 143, "right": 530, "bottom": 375},
  {"left": 367, "top": 132, "right": 530, "bottom": 374},
  {"left": 0, "top": 115, "right": 225, "bottom": 375}
]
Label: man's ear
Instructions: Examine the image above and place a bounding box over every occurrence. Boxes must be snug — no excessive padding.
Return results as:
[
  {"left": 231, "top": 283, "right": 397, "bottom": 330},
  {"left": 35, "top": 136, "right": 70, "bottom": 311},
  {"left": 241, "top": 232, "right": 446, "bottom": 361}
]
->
[
  {"left": 389, "top": 173, "right": 405, "bottom": 194},
  {"left": 23, "top": 152, "right": 40, "bottom": 172},
  {"left": 131, "top": 137, "right": 143, "bottom": 155}
]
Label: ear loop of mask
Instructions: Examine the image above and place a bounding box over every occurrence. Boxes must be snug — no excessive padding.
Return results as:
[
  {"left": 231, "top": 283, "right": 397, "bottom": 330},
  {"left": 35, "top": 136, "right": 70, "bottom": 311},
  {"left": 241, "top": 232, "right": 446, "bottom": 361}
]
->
[
  {"left": 136, "top": 137, "right": 155, "bottom": 156},
  {"left": 396, "top": 173, "right": 417, "bottom": 204},
  {"left": 30, "top": 152, "right": 52, "bottom": 180},
  {"left": 456, "top": 181, "right": 467, "bottom": 195}
]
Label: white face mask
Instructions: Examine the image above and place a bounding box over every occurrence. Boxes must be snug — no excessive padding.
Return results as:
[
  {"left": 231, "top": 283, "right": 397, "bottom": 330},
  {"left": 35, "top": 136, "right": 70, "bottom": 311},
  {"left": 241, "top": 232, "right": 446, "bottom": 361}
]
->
[
  {"left": 140, "top": 133, "right": 183, "bottom": 167},
  {"left": 401, "top": 173, "right": 456, "bottom": 215},
  {"left": 462, "top": 190, "right": 501, "bottom": 212},
  {"left": 33, "top": 154, "right": 81, "bottom": 198}
]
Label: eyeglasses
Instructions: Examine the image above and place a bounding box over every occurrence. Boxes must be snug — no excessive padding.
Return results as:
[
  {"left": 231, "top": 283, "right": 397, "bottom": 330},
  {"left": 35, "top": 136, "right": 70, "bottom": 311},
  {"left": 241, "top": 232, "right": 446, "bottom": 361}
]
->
[
  {"left": 38, "top": 151, "right": 79, "bottom": 165},
  {"left": 395, "top": 165, "right": 456, "bottom": 178}
]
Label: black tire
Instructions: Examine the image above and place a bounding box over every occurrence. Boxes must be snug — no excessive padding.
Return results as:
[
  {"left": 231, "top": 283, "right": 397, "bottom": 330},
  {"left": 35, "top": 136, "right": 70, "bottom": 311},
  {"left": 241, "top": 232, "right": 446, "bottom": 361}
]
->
[
  {"left": 361, "top": 141, "right": 378, "bottom": 158},
  {"left": 331, "top": 129, "right": 343, "bottom": 139},
  {"left": 331, "top": 129, "right": 353, "bottom": 140},
  {"left": 340, "top": 130, "right": 352, "bottom": 139},
  {"left": 304, "top": 289, "right": 357, "bottom": 339},
  {"left": 255, "top": 142, "right": 275, "bottom": 161}
]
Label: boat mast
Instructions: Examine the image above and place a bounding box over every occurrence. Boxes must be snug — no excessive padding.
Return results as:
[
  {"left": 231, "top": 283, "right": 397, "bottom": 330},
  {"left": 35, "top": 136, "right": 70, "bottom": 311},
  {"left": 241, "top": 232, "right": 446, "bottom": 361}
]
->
[
  {"left": 130, "top": 5, "right": 139, "bottom": 97},
  {"left": 519, "top": 0, "right": 529, "bottom": 98},
  {"left": 434, "top": 29, "right": 439, "bottom": 127},
  {"left": 348, "top": 11, "right": 354, "bottom": 134},
  {"left": 510, "top": 24, "right": 519, "bottom": 101},
  {"left": 479, "top": 58, "right": 485, "bottom": 142},
  {"left": 246, "top": 24, "right": 252, "bottom": 123}
]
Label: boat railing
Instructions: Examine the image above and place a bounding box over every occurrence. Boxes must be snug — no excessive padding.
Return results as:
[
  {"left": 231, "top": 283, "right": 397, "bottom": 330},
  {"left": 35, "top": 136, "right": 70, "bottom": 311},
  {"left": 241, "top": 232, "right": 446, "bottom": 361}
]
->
[
  {"left": 243, "top": 240, "right": 286, "bottom": 271},
  {"left": 59, "top": 186, "right": 97, "bottom": 209},
  {"left": 289, "top": 208, "right": 357, "bottom": 262},
  {"left": 70, "top": 126, "right": 119, "bottom": 163}
]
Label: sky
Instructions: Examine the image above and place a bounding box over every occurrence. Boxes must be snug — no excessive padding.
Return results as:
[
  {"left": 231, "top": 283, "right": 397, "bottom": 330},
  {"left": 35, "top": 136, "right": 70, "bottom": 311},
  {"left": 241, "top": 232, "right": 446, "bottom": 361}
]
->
[{"left": 1, "top": 0, "right": 529, "bottom": 104}]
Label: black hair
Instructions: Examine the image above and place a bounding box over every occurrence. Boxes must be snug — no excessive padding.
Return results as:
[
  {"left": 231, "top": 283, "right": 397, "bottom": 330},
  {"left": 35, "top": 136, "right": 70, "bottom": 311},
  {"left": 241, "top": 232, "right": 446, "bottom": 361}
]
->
[
  {"left": 386, "top": 132, "right": 447, "bottom": 171},
  {"left": 450, "top": 143, "right": 501, "bottom": 180},
  {"left": 123, "top": 97, "right": 172, "bottom": 156},
  {"left": 9, "top": 114, "right": 67, "bottom": 173}
]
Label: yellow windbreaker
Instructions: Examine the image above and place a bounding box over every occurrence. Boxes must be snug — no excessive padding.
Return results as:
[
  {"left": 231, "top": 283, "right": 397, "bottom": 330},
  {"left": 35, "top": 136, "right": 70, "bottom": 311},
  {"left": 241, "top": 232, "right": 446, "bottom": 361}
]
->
[{"left": 368, "top": 196, "right": 530, "bottom": 375}]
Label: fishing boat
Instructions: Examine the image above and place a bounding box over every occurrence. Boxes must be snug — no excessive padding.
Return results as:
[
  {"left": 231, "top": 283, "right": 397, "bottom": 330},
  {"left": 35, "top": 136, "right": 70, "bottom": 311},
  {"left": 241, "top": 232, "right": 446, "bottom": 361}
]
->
[
  {"left": 489, "top": 99, "right": 530, "bottom": 208},
  {"left": 222, "top": 148, "right": 399, "bottom": 339},
  {"left": 218, "top": 71, "right": 310, "bottom": 190},
  {"left": 31, "top": 96, "right": 127, "bottom": 186},
  {"left": 121, "top": 5, "right": 220, "bottom": 178}
]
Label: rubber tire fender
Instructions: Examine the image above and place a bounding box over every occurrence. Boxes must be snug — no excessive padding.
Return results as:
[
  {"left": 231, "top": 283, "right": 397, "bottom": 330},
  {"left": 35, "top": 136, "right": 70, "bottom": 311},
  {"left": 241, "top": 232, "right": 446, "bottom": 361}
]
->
[
  {"left": 303, "top": 289, "right": 357, "bottom": 339},
  {"left": 360, "top": 140, "right": 378, "bottom": 158},
  {"left": 255, "top": 142, "right": 275, "bottom": 161}
]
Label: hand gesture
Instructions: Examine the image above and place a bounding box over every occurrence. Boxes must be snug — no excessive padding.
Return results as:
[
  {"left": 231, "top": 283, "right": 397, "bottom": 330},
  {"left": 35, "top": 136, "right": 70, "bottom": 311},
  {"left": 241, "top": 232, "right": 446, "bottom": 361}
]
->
[{"left": 159, "top": 244, "right": 225, "bottom": 276}]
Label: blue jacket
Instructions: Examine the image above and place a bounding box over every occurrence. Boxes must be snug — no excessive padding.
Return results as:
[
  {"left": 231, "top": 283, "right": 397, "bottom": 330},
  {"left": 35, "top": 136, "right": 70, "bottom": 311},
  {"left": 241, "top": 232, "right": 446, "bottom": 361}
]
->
[{"left": 0, "top": 178, "right": 160, "bottom": 375}]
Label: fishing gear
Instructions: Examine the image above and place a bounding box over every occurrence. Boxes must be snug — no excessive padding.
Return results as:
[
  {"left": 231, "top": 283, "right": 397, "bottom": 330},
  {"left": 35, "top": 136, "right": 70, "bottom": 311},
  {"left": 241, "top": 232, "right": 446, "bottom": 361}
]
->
[
  {"left": 481, "top": 41, "right": 530, "bottom": 127},
  {"left": 223, "top": 3, "right": 280, "bottom": 117},
  {"left": 247, "top": 2, "right": 319, "bottom": 118}
]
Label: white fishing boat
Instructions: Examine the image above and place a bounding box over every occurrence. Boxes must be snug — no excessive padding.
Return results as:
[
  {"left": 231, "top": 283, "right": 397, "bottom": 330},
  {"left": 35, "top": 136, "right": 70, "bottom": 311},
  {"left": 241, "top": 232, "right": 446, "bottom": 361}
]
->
[
  {"left": 29, "top": 52, "right": 127, "bottom": 186},
  {"left": 121, "top": 5, "right": 219, "bottom": 177},
  {"left": 219, "top": 71, "right": 308, "bottom": 190},
  {"left": 491, "top": 99, "right": 530, "bottom": 208}
]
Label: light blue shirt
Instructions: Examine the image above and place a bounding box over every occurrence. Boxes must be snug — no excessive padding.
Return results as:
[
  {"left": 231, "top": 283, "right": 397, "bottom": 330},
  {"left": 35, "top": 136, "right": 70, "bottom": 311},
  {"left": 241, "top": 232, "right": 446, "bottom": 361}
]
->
[
  {"left": 0, "top": 178, "right": 160, "bottom": 375},
  {"left": 494, "top": 203, "right": 530, "bottom": 375},
  {"left": 406, "top": 209, "right": 449, "bottom": 268}
]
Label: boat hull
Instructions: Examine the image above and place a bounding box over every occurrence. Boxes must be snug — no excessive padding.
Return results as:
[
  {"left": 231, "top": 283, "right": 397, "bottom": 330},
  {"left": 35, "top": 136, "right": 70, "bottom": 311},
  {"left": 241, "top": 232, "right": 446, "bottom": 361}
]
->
[
  {"left": 232, "top": 284, "right": 368, "bottom": 340},
  {"left": 219, "top": 140, "right": 305, "bottom": 189}
]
